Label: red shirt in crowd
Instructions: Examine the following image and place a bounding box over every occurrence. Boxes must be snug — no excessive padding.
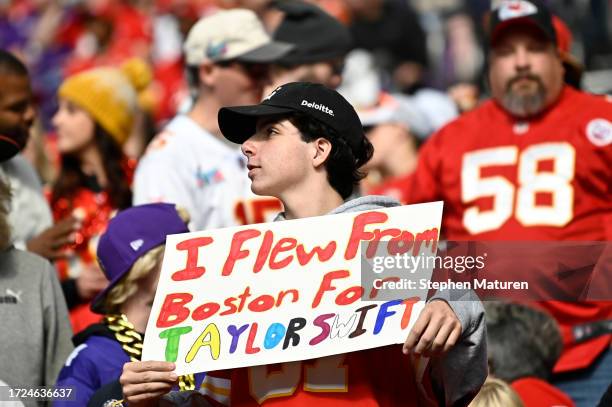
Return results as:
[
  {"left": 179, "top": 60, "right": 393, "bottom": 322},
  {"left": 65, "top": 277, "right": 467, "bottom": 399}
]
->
[
  {"left": 373, "top": 86, "right": 612, "bottom": 372},
  {"left": 202, "top": 348, "right": 435, "bottom": 407},
  {"left": 48, "top": 159, "right": 136, "bottom": 333}
]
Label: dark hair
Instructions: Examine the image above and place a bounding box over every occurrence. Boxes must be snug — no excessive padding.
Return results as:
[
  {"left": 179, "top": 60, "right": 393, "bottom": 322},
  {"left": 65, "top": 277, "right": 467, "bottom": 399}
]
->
[
  {"left": 485, "top": 301, "right": 562, "bottom": 382},
  {"left": 288, "top": 112, "right": 373, "bottom": 199},
  {"left": 185, "top": 64, "right": 200, "bottom": 96},
  {"left": 0, "top": 50, "right": 29, "bottom": 76},
  {"left": 51, "top": 124, "right": 132, "bottom": 209}
]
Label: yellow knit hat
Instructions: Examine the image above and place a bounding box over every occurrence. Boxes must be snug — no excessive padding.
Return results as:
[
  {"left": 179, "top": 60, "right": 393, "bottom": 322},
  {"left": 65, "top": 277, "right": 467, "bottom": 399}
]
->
[{"left": 58, "top": 58, "right": 153, "bottom": 146}]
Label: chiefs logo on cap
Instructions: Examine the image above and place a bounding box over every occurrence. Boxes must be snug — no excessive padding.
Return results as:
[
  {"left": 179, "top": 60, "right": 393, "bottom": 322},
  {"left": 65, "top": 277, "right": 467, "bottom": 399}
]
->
[{"left": 499, "top": 0, "right": 538, "bottom": 21}]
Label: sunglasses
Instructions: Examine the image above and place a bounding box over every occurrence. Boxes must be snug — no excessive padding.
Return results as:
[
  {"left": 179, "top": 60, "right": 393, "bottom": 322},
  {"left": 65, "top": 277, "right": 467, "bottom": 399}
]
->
[{"left": 216, "top": 60, "right": 270, "bottom": 80}]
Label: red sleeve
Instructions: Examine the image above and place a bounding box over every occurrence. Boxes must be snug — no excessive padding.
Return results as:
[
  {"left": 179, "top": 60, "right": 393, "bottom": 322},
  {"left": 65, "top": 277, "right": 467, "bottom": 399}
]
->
[{"left": 402, "top": 129, "right": 447, "bottom": 205}]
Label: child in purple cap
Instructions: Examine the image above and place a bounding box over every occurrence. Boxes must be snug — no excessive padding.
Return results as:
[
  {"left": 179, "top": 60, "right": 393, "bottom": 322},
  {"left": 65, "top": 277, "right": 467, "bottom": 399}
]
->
[{"left": 54, "top": 203, "right": 204, "bottom": 406}]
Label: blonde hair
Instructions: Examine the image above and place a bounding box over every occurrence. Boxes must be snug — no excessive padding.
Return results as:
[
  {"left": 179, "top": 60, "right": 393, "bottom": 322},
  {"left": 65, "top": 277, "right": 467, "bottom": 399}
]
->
[
  {"left": 104, "top": 245, "right": 164, "bottom": 313},
  {"left": 469, "top": 378, "right": 524, "bottom": 407},
  {"left": 103, "top": 206, "right": 190, "bottom": 313}
]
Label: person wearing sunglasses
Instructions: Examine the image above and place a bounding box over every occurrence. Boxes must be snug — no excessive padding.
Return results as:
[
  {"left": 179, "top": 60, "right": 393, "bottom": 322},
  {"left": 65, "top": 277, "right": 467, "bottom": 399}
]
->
[{"left": 133, "top": 9, "right": 293, "bottom": 231}]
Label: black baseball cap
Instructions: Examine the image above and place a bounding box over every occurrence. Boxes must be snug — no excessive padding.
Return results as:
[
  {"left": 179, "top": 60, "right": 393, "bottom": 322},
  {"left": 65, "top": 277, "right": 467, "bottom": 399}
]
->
[
  {"left": 218, "top": 82, "right": 364, "bottom": 151},
  {"left": 489, "top": 0, "right": 556, "bottom": 46},
  {"left": 272, "top": 0, "right": 352, "bottom": 66}
]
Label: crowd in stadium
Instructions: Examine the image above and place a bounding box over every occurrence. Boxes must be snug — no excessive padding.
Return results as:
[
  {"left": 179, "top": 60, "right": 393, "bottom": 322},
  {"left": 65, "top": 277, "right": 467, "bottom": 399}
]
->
[{"left": 0, "top": 0, "right": 610, "bottom": 406}]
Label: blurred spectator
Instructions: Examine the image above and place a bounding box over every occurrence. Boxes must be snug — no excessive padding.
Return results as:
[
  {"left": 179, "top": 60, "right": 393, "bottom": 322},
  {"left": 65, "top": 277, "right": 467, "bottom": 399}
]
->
[
  {"left": 341, "top": 49, "right": 458, "bottom": 139},
  {"left": 346, "top": 0, "right": 428, "bottom": 93},
  {"left": 447, "top": 82, "right": 481, "bottom": 112},
  {"left": 151, "top": 0, "right": 202, "bottom": 124},
  {"left": 55, "top": 203, "right": 203, "bottom": 406},
  {"left": 0, "top": 49, "right": 80, "bottom": 259},
  {"left": 358, "top": 94, "right": 420, "bottom": 194},
  {"left": 21, "top": 118, "right": 58, "bottom": 185},
  {"left": 133, "top": 9, "right": 292, "bottom": 230},
  {"left": 339, "top": 49, "right": 457, "bottom": 194},
  {"left": 580, "top": 0, "right": 612, "bottom": 70},
  {"left": 392, "top": 2, "right": 612, "bottom": 405},
  {"left": 62, "top": 0, "right": 153, "bottom": 75},
  {"left": 468, "top": 377, "right": 525, "bottom": 407},
  {"left": 50, "top": 58, "right": 151, "bottom": 333},
  {"left": 264, "top": 0, "right": 352, "bottom": 93},
  {"left": 0, "top": 0, "right": 68, "bottom": 130},
  {"left": 486, "top": 302, "right": 563, "bottom": 383},
  {"left": 411, "top": 0, "right": 487, "bottom": 90},
  {"left": 1, "top": 1, "right": 155, "bottom": 131},
  {"left": 485, "top": 302, "right": 575, "bottom": 406},
  {"left": 0, "top": 176, "right": 73, "bottom": 402},
  {"left": 0, "top": 49, "right": 51, "bottom": 241},
  {"left": 552, "top": 15, "right": 584, "bottom": 89}
]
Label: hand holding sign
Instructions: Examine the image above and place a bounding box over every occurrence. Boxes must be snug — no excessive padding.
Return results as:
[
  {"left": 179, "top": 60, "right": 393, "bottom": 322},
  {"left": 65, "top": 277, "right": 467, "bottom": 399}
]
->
[
  {"left": 403, "top": 299, "right": 462, "bottom": 356},
  {"left": 120, "top": 361, "right": 177, "bottom": 406}
]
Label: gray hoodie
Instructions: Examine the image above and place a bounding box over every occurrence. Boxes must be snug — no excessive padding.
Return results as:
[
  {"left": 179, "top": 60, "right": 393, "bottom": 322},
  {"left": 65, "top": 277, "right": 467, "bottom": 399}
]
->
[
  {"left": 0, "top": 247, "right": 73, "bottom": 407},
  {"left": 318, "top": 195, "right": 487, "bottom": 406},
  {"left": 159, "top": 196, "right": 487, "bottom": 406}
]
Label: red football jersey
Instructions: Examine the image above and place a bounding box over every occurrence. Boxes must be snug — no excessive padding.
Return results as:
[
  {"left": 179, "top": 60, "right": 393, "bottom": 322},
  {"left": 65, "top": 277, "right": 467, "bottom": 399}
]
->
[
  {"left": 380, "top": 86, "right": 611, "bottom": 241},
  {"left": 375, "top": 86, "right": 612, "bottom": 372},
  {"left": 201, "top": 348, "right": 436, "bottom": 407}
]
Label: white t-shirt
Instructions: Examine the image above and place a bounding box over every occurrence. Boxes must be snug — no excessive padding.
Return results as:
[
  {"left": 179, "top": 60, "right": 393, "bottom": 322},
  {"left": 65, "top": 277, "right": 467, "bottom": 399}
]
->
[
  {"left": 0, "top": 155, "right": 53, "bottom": 248},
  {"left": 133, "top": 115, "right": 281, "bottom": 231}
]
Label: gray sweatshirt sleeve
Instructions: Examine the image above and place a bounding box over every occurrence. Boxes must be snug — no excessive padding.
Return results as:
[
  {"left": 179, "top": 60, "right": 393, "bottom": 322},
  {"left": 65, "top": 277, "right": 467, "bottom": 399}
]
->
[
  {"left": 42, "top": 261, "right": 74, "bottom": 386},
  {"left": 428, "top": 289, "right": 487, "bottom": 406}
]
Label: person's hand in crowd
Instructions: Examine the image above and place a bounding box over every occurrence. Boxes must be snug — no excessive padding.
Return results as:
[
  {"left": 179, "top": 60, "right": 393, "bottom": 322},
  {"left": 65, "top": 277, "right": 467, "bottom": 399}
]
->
[
  {"left": 121, "top": 361, "right": 177, "bottom": 406},
  {"left": 447, "top": 83, "right": 479, "bottom": 112},
  {"left": 403, "top": 299, "right": 462, "bottom": 357},
  {"left": 76, "top": 264, "right": 108, "bottom": 301},
  {"left": 26, "top": 215, "right": 80, "bottom": 260}
]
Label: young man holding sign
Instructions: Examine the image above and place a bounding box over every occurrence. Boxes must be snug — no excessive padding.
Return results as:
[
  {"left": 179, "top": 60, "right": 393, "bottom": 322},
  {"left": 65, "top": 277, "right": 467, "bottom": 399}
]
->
[{"left": 119, "top": 83, "right": 486, "bottom": 406}]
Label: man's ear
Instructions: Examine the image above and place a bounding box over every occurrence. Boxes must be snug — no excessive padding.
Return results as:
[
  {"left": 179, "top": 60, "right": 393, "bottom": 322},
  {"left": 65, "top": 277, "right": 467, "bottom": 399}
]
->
[
  {"left": 312, "top": 137, "right": 332, "bottom": 169},
  {"left": 199, "top": 61, "right": 216, "bottom": 87}
]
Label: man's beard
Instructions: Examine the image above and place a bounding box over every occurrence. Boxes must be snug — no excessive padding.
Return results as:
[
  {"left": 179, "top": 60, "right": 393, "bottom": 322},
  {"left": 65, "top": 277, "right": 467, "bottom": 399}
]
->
[{"left": 501, "top": 74, "right": 547, "bottom": 118}]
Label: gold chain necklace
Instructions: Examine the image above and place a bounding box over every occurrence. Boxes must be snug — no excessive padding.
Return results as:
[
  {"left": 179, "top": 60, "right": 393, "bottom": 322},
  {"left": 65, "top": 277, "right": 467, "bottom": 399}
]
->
[{"left": 104, "top": 314, "right": 196, "bottom": 391}]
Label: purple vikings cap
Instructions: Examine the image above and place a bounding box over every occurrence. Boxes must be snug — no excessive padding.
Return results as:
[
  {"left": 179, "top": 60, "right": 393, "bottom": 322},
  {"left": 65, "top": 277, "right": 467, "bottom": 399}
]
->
[{"left": 91, "top": 203, "right": 189, "bottom": 314}]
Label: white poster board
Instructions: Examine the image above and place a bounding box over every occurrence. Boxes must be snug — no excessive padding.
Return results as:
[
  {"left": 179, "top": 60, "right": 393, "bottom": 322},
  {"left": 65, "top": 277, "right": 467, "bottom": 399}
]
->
[{"left": 143, "top": 202, "right": 443, "bottom": 375}]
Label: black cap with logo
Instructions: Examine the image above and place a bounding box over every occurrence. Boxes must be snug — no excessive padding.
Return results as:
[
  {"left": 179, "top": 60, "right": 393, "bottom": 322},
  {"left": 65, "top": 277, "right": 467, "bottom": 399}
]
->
[
  {"left": 489, "top": 0, "right": 556, "bottom": 46},
  {"left": 218, "top": 82, "right": 364, "bottom": 151}
]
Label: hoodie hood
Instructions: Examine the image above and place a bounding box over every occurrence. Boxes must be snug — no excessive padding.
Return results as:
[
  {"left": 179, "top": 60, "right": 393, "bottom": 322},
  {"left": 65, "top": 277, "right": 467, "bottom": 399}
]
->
[
  {"left": 274, "top": 195, "right": 401, "bottom": 221},
  {"left": 328, "top": 195, "right": 401, "bottom": 215}
]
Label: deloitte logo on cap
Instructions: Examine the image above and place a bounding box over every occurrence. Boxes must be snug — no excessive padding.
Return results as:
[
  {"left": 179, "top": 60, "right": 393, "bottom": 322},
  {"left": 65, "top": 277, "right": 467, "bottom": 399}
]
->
[{"left": 301, "top": 99, "right": 334, "bottom": 116}]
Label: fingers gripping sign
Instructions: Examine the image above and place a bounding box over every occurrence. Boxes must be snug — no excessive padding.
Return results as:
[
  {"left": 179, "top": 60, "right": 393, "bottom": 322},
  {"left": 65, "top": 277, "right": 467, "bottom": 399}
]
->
[
  {"left": 120, "top": 361, "right": 178, "bottom": 406},
  {"left": 402, "top": 300, "right": 462, "bottom": 357}
]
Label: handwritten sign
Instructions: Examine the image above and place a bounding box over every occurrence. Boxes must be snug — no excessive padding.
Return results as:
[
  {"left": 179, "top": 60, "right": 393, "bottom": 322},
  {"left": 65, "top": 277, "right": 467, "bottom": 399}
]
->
[{"left": 142, "top": 202, "right": 443, "bottom": 375}]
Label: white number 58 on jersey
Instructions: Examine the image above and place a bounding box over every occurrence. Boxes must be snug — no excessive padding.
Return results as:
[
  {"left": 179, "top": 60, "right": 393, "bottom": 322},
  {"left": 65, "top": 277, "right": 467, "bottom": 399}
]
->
[{"left": 461, "top": 142, "right": 575, "bottom": 234}]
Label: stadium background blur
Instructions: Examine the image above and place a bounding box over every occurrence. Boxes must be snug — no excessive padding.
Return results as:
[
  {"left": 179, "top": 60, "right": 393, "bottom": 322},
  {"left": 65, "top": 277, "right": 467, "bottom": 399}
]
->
[
  {"left": 1, "top": 1, "right": 611, "bottom": 406},
  {"left": 3, "top": 0, "right": 611, "bottom": 182}
]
